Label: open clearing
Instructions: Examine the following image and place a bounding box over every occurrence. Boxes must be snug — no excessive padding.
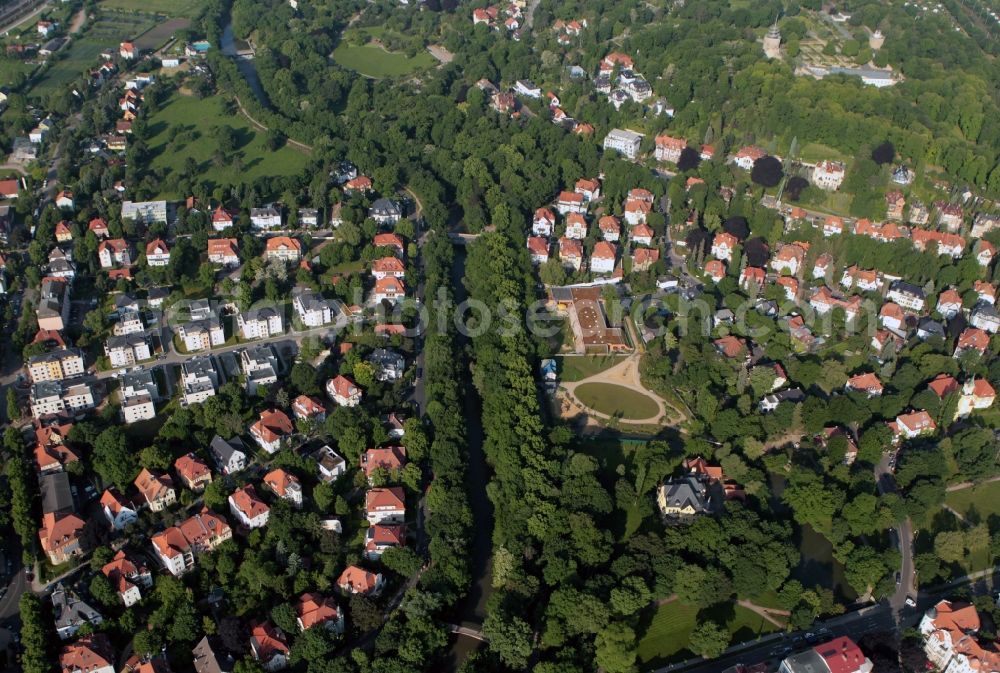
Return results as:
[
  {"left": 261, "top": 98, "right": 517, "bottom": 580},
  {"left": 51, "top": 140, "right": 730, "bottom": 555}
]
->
[
  {"left": 98, "top": 0, "right": 206, "bottom": 17},
  {"left": 557, "top": 355, "right": 625, "bottom": 382},
  {"left": 945, "top": 480, "right": 1000, "bottom": 521},
  {"left": 144, "top": 93, "right": 308, "bottom": 196},
  {"left": 637, "top": 601, "right": 779, "bottom": 666},
  {"left": 574, "top": 382, "right": 660, "bottom": 419},
  {"left": 332, "top": 26, "right": 435, "bottom": 78}
]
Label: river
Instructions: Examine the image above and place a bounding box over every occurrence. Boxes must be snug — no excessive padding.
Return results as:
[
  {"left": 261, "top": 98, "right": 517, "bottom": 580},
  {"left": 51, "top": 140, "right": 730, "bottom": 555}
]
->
[
  {"left": 445, "top": 245, "right": 495, "bottom": 669},
  {"left": 219, "top": 20, "right": 271, "bottom": 108}
]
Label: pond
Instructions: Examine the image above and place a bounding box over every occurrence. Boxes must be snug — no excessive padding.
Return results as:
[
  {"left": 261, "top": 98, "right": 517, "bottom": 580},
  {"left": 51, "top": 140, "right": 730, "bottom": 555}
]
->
[{"left": 794, "top": 524, "right": 858, "bottom": 602}]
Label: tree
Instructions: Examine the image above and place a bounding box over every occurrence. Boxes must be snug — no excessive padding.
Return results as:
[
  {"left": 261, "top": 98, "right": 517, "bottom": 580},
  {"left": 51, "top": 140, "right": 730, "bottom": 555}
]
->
[
  {"left": 689, "top": 621, "right": 730, "bottom": 658},
  {"left": 785, "top": 176, "right": 810, "bottom": 201},
  {"left": 6, "top": 388, "right": 19, "bottom": 421},
  {"left": 92, "top": 427, "right": 138, "bottom": 490},
  {"left": 677, "top": 147, "right": 700, "bottom": 172},
  {"left": 872, "top": 141, "right": 895, "bottom": 165},
  {"left": 483, "top": 612, "right": 532, "bottom": 669},
  {"left": 595, "top": 623, "right": 637, "bottom": 673},
  {"left": 89, "top": 573, "right": 121, "bottom": 607},
  {"left": 349, "top": 594, "right": 383, "bottom": 633},
  {"left": 270, "top": 603, "right": 299, "bottom": 634},
  {"left": 751, "top": 156, "right": 783, "bottom": 187},
  {"left": 609, "top": 577, "right": 652, "bottom": 615}
]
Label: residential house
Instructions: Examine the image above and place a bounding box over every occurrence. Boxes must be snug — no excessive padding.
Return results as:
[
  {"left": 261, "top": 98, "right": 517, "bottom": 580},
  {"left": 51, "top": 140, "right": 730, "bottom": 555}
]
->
[
  {"left": 911, "top": 229, "right": 965, "bottom": 259},
  {"left": 366, "top": 486, "right": 406, "bottom": 524},
  {"left": 174, "top": 453, "right": 212, "bottom": 491},
  {"left": 631, "top": 223, "right": 654, "bottom": 246},
  {"left": 101, "top": 550, "right": 151, "bottom": 607},
  {"left": 957, "top": 379, "right": 996, "bottom": 418},
  {"left": 27, "top": 348, "right": 85, "bottom": 382},
  {"left": 370, "top": 198, "right": 402, "bottom": 226},
  {"left": 337, "top": 565, "right": 385, "bottom": 596},
  {"left": 886, "top": 191, "right": 905, "bottom": 220},
  {"left": 250, "top": 409, "right": 294, "bottom": 454},
  {"left": 886, "top": 281, "right": 926, "bottom": 312},
  {"left": 291, "top": 395, "right": 326, "bottom": 423},
  {"left": 145, "top": 239, "right": 170, "bottom": 266},
  {"left": 371, "top": 256, "right": 406, "bottom": 280},
  {"left": 972, "top": 213, "right": 1000, "bottom": 238},
  {"left": 654, "top": 135, "right": 687, "bottom": 163},
  {"left": 295, "top": 593, "right": 343, "bottom": 632},
  {"left": 880, "top": 302, "right": 905, "bottom": 332},
  {"left": 312, "top": 445, "right": 347, "bottom": 483},
  {"left": 558, "top": 237, "right": 584, "bottom": 271},
  {"left": 809, "top": 286, "right": 862, "bottom": 320},
  {"left": 229, "top": 485, "right": 270, "bottom": 529},
  {"left": 134, "top": 468, "right": 176, "bottom": 512},
  {"left": 555, "top": 190, "right": 586, "bottom": 215},
  {"left": 361, "top": 446, "right": 407, "bottom": 482},
  {"left": 368, "top": 348, "right": 405, "bottom": 381},
  {"left": 250, "top": 205, "right": 282, "bottom": 229},
  {"left": 632, "top": 247, "right": 660, "bottom": 272},
  {"left": 590, "top": 241, "right": 617, "bottom": 273},
  {"left": 955, "top": 327, "right": 989, "bottom": 358},
  {"left": 297, "top": 208, "right": 319, "bottom": 228},
  {"left": 264, "top": 236, "right": 301, "bottom": 263},
  {"left": 60, "top": 634, "right": 115, "bottom": 673},
  {"left": 598, "top": 215, "right": 620, "bottom": 241},
  {"left": 237, "top": 307, "right": 283, "bottom": 340},
  {"left": 532, "top": 207, "right": 556, "bottom": 236},
  {"left": 846, "top": 372, "right": 884, "bottom": 396},
  {"left": 106, "top": 333, "right": 153, "bottom": 368},
  {"left": 192, "top": 637, "right": 235, "bottom": 673},
  {"left": 975, "top": 240, "right": 996, "bottom": 267},
  {"left": 527, "top": 236, "right": 549, "bottom": 264},
  {"left": 264, "top": 468, "right": 303, "bottom": 508},
  {"left": 249, "top": 622, "right": 289, "bottom": 672},
  {"left": 55, "top": 190, "right": 74, "bottom": 210},
  {"left": 919, "top": 600, "right": 999, "bottom": 673},
  {"left": 705, "top": 259, "right": 725, "bottom": 283},
  {"left": 181, "top": 356, "right": 221, "bottom": 405},
  {"left": 770, "top": 243, "right": 806, "bottom": 275},
  {"left": 365, "top": 523, "right": 406, "bottom": 561},
  {"left": 656, "top": 476, "right": 713, "bottom": 519},
  {"left": 711, "top": 232, "right": 739, "bottom": 262},
  {"left": 733, "top": 145, "right": 766, "bottom": 171},
  {"left": 373, "top": 276, "right": 405, "bottom": 304},
  {"left": 935, "top": 201, "right": 964, "bottom": 231},
  {"left": 100, "top": 489, "right": 138, "bottom": 530},
  {"left": 211, "top": 206, "right": 235, "bottom": 231},
  {"left": 98, "top": 239, "right": 133, "bottom": 268},
  {"left": 812, "top": 253, "right": 833, "bottom": 280},
  {"left": 739, "top": 266, "right": 765, "bottom": 292},
  {"left": 840, "top": 266, "right": 881, "bottom": 293},
  {"left": 51, "top": 584, "right": 102, "bottom": 640},
  {"left": 344, "top": 176, "right": 373, "bottom": 194},
  {"left": 713, "top": 336, "right": 748, "bottom": 359},
  {"left": 327, "top": 375, "right": 362, "bottom": 406},
  {"left": 976, "top": 280, "right": 997, "bottom": 304},
  {"left": 971, "top": 303, "right": 1000, "bottom": 333},
  {"left": 777, "top": 637, "right": 873, "bottom": 673},
  {"left": 602, "top": 128, "right": 643, "bottom": 160},
  {"left": 178, "top": 318, "right": 225, "bottom": 352},
  {"left": 564, "top": 212, "right": 588, "bottom": 239},
  {"left": 120, "top": 41, "right": 137, "bottom": 59},
  {"left": 937, "top": 289, "right": 963, "bottom": 319},
  {"left": 30, "top": 380, "right": 97, "bottom": 420},
  {"left": 373, "top": 233, "right": 405, "bottom": 257},
  {"left": 812, "top": 161, "right": 846, "bottom": 190},
  {"left": 895, "top": 410, "right": 937, "bottom": 438},
  {"left": 575, "top": 178, "right": 601, "bottom": 202},
  {"left": 759, "top": 388, "right": 805, "bottom": 412},
  {"left": 210, "top": 436, "right": 247, "bottom": 475},
  {"left": 121, "top": 200, "right": 168, "bottom": 225},
  {"left": 39, "top": 511, "right": 86, "bottom": 565}
]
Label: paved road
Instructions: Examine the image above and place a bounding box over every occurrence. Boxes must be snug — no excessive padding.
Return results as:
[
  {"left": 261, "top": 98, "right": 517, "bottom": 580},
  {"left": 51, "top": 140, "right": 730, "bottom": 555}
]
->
[{"left": 874, "top": 451, "right": 915, "bottom": 618}]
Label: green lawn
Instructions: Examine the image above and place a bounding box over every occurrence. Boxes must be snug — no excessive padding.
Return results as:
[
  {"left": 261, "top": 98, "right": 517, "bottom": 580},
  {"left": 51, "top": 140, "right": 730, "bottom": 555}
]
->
[
  {"left": 143, "top": 93, "right": 309, "bottom": 197},
  {"left": 331, "top": 29, "right": 436, "bottom": 78},
  {"left": 797, "top": 142, "right": 849, "bottom": 164},
  {"left": 98, "top": 0, "right": 206, "bottom": 17},
  {"left": 946, "top": 481, "right": 1000, "bottom": 521},
  {"left": 637, "top": 602, "right": 779, "bottom": 666},
  {"left": 557, "top": 354, "right": 625, "bottom": 382},
  {"left": 0, "top": 60, "right": 34, "bottom": 83},
  {"left": 574, "top": 382, "right": 660, "bottom": 419}
]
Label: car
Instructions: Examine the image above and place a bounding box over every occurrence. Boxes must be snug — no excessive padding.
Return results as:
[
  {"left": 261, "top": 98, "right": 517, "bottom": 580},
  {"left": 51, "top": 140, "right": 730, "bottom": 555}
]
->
[
  {"left": 905, "top": 596, "right": 917, "bottom": 608},
  {"left": 805, "top": 632, "right": 821, "bottom": 644},
  {"left": 895, "top": 571, "right": 901, "bottom": 585}
]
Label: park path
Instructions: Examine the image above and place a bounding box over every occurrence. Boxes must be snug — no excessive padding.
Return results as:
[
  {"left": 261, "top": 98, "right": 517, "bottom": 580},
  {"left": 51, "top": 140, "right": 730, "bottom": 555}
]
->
[
  {"left": 946, "top": 473, "right": 1000, "bottom": 492},
  {"left": 68, "top": 7, "right": 85, "bottom": 34},
  {"left": 559, "top": 353, "right": 686, "bottom": 425},
  {"left": 231, "top": 95, "right": 313, "bottom": 153},
  {"left": 652, "top": 595, "right": 789, "bottom": 629}
]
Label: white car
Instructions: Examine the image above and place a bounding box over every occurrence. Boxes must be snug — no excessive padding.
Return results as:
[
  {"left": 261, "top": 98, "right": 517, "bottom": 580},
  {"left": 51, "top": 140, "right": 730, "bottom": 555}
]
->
[{"left": 905, "top": 596, "right": 917, "bottom": 608}]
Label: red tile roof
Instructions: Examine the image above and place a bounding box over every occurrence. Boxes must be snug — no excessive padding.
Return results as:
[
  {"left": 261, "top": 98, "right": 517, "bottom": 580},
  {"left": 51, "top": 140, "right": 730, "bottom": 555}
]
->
[
  {"left": 230, "top": 485, "right": 269, "bottom": 520},
  {"left": 366, "top": 486, "right": 405, "bottom": 512}
]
